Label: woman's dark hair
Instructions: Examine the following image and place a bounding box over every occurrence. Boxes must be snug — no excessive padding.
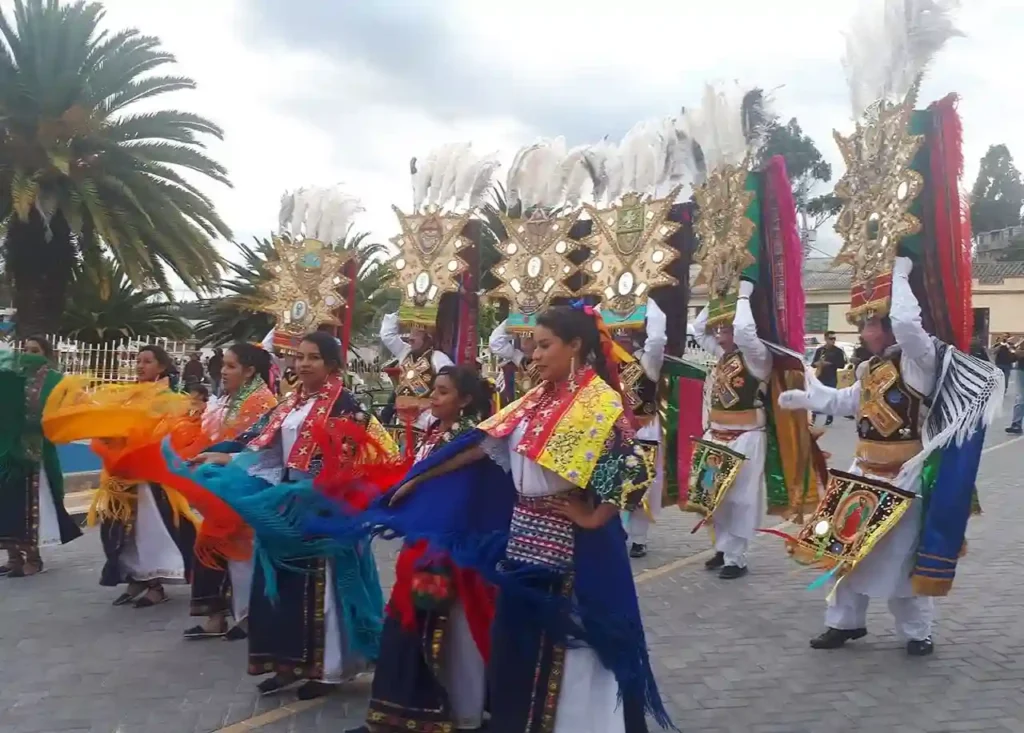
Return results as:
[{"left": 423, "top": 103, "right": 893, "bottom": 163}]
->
[
  {"left": 434, "top": 364, "right": 494, "bottom": 420},
  {"left": 535, "top": 305, "right": 614, "bottom": 386},
  {"left": 24, "top": 335, "right": 54, "bottom": 360},
  {"left": 301, "top": 331, "right": 343, "bottom": 372},
  {"left": 188, "top": 383, "right": 210, "bottom": 402},
  {"left": 228, "top": 342, "right": 272, "bottom": 386},
  {"left": 138, "top": 344, "right": 179, "bottom": 389}
]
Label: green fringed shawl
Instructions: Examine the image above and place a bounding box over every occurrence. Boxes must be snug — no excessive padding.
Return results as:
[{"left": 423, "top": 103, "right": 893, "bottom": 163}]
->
[{"left": 0, "top": 354, "right": 65, "bottom": 501}]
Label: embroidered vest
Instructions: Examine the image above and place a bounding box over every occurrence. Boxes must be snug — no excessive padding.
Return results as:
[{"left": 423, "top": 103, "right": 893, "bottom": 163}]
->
[
  {"left": 710, "top": 351, "right": 762, "bottom": 412},
  {"left": 856, "top": 354, "right": 922, "bottom": 444},
  {"left": 619, "top": 359, "right": 657, "bottom": 422}
]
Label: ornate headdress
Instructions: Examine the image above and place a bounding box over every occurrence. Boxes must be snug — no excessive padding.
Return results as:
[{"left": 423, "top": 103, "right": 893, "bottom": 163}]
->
[
  {"left": 831, "top": 0, "right": 965, "bottom": 332},
  {"left": 255, "top": 186, "right": 362, "bottom": 353},
  {"left": 688, "top": 83, "right": 773, "bottom": 329},
  {"left": 488, "top": 138, "right": 595, "bottom": 333},
  {"left": 578, "top": 116, "right": 693, "bottom": 331},
  {"left": 389, "top": 142, "right": 499, "bottom": 331}
]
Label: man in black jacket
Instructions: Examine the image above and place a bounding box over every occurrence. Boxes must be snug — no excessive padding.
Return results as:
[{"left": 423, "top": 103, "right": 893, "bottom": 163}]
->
[{"left": 811, "top": 331, "right": 847, "bottom": 426}]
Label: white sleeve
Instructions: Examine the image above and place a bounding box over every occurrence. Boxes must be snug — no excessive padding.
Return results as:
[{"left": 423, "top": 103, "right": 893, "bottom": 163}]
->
[
  {"left": 639, "top": 299, "right": 667, "bottom": 381},
  {"left": 692, "top": 305, "right": 723, "bottom": 358},
  {"left": 430, "top": 350, "right": 454, "bottom": 372},
  {"left": 733, "top": 295, "right": 772, "bottom": 380},
  {"left": 380, "top": 313, "right": 409, "bottom": 361},
  {"left": 807, "top": 380, "right": 862, "bottom": 418},
  {"left": 480, "top": 435, "right": 512, "bottom": 473},
  {"left": 488, "top": 319, "right": 524, "bottom": 366},
  {"left": 891, "top": 269, "right": 937, "bottom": 397}
]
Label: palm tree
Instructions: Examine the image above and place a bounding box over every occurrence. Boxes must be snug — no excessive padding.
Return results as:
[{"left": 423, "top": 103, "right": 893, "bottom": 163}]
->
[
  {"left": 192, "top": 233, "right": 397, "bottom": 351},
  {"left": 0, "top": 0, "right": 231, "bottom": 335},
  {"left": 60, "top": 255, "right": 190, "bottom": 343}
]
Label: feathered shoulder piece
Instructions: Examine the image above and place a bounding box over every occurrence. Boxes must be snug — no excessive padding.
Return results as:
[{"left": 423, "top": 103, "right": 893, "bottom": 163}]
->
[
  {"left": 390, "top": 142, "right": 499, "bottom": 326},
  {"left": 831, "top": 0, "right": 963, "bottom": 325}
]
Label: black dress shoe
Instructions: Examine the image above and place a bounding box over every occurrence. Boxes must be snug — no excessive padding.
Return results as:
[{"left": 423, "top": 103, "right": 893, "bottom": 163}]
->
[
  {"left": 1006, "top": 426, "right": 1023, "bottom": 434},
  {"left": 629, "top": 543, "right": 647, "bottom": 558},
  {"left": 718, "top": 565, "right": 748, "bottom": 580},
  {"left": 296, "top": 681, "right": 333, "bottom": 700},
  {"left": 906, "top": 637, "right": 934, "bottom": 657},
  {"left": 705, "top": 551, "right": 725, "bottom": 570},
  {"left": 809, "top": 627, "right": 867, "bottom": 649}
]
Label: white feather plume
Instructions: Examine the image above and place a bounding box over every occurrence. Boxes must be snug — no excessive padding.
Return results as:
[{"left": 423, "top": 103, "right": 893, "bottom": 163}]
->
[
  {"left": 508, "top": 138, "right": 567, "bottom": 211},
  {"left": 582, "top": 138, "right": 616, "bottom": 204},
  {"left": 302, "top": 188, "right": 327, "bottom": 241},
  {"left": 843, "top": 0, "right": 962, "bottom": 119},
  {"left": 278, "top": 191, "right": 295, "bottom": 234},
  {"left": 561, "top": 145, "right": 594, "bottom": 208},
  {"left": 411, "top": 143, "right": 499, "bottom": 212},
  {"left": 321, "top": 189, "right": 365, "bottom": 244},
  {"left": 686, "top": 83, "right": 751, "bottom": 171},
  {"left": 289, "top": 187, "right": 308, "bottom": 238}
]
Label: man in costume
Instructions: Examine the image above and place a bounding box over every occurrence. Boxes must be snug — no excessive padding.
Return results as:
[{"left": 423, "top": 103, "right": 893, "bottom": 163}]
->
[
  {"left": 487, "top": 319, "right": 540, "bottom": 404},
  {"left": 379, "top": 313, "right": 452, "bottom": 431},
  {"left": 614, "top": 298, "right": 668, "bottom": 558},
  {"left": 777, "top": 0, "right": 1001, "bottom": 656},
  {"left": 693, "top": 280, "right": 771, "bottom": 579}
]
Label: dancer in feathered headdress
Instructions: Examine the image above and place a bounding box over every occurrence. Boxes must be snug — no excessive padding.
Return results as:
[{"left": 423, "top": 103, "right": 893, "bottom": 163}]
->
[
  {"left": 686, "top": 81, "right": 817, "bottom": 580},
  {"left": 380, "top": 144, "right": 498, "bottom": 437},
  {"left": 776, "top": 0, "right": 1001, "bottom": 657},
  {"left": 486, "top": 136, "right": 595, "bottom": 403}
]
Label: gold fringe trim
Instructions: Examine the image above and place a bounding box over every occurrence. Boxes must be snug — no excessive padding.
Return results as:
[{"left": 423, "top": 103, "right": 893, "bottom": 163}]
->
[
  {"left": 911, "top": 574, "right": 953, "bottom": 597},
  {"left": 88, "top": 472, "right": 141, "bottom": 526}
]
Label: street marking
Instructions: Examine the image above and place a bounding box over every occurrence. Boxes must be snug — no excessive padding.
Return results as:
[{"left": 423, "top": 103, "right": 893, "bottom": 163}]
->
[{"left": 213, "top": 699, "right": 325, "bottom": 732}]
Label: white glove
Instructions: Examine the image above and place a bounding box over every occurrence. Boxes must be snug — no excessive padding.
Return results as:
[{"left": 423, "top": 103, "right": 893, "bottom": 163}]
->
[
  {"left": 778, "top": 389, "right": 812, "bottom": 411},
  {"left": 893, "top": 256, "right": 913, "bottom": 278},
  {"left": 738, "top": 279, "right": 754, "bottom": 298}
]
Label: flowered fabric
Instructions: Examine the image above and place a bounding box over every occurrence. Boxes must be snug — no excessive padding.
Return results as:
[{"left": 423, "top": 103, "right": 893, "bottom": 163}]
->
[{"left": 479, "top": 368, "right": 652, "bottom": 509}]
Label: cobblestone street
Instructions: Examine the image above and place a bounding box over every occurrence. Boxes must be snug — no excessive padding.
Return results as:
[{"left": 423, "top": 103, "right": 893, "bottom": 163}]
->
[{"left": 3, "top": 420, "right": 1023, "bottom": 733}]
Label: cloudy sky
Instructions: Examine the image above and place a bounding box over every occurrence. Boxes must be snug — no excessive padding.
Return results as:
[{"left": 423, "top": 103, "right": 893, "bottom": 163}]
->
[{"left": 88, "top": 0, "right": 1020, "bottom": 294}]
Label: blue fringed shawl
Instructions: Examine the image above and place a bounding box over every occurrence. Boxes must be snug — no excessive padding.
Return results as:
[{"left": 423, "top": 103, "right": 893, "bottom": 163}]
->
[{"left": 301, "top": 429, "right": 675, "bottom": 729}]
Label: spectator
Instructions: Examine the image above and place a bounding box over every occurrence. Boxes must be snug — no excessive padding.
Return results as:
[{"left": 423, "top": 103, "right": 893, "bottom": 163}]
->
[
  {"left": 850, "top": 337, "right": 871, "bottom": 368},
  {"left": 207, "top": 348, "right": 224, "bottom": 395},
  {"left": 811, "top": 331, "right": 847, "bottom": 426},
  {"left": 970, "top": 336, "right": 991, "bottom": 362},
  {"left": 992, "top": 334, "right": 1014, "bottom": 384},
  {"left": 183, "top": 352, "right": 204, "bottom": 385},
  {"left": 1006, "top": 339, "right": 1024, "bottom": 435}
]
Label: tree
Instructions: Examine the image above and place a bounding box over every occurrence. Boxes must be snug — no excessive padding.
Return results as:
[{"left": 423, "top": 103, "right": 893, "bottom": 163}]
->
[
  {"left": 756, "top": 118, "right": 840, "bottom": 232},
  {"left": 59, "top": 256, "right": 190, "bottom": 343},
  {"left": 192, "top": 234, "right": 396, "bottom": 352},
  {"left": 0, "top": 0, "right": 231, "bottom": 336},
  {"left": 970, "top": 144, "right": 1024, "bottom": 235}
]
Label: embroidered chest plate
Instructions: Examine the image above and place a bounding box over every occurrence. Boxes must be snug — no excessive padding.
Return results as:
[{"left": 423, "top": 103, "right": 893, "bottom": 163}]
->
[
  {"left": 396, "top": 353, "right": 435, "bottom": 399},
  {"left": 856, "top": 356, "right": 921, "bottom": 442},
  {"left": 619, "top": 360, "right": 656, "bottom": 417},
  {"left": 711, "top": 351, "right": 760, "bottom": 411}
]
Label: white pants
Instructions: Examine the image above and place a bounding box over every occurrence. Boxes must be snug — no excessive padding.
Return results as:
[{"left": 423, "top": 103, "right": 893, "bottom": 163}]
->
[
  {"left": 628, "top": 445, "right": 664, "bottom": 545},
  {"left": 706, "top": 425, "right": 766, "bottom": 569},
  {"left": 714, "top": 531, "right": 749, "bottom": 569},
  {"left": 227, "top": 559, "right": 253, "bottom": 622},
  {"left": 440, "top": 603, "right": 486, "bottom": 730},
  {"left": 825, "top": 580, "right": 935, "bottom": 641}
]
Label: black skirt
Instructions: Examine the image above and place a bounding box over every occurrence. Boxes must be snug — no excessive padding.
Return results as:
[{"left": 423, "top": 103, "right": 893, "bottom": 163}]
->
[
  {"left": 0, "top": 467, "right": 81, "bottom": 551},
  {"left": 247, "top": 557, "right": 328, "bottom": 680},
  {"left": 189, "top": 558, "right": 232, "bottom": 617},
  {"left": 99, "top": 484, "right": 195, "bottom": 587}
]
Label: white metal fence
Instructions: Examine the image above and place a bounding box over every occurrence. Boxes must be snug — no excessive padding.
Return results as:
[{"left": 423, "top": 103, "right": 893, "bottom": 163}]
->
[{"left": 6, "top": 335, "right": 198, "bottom": 383}]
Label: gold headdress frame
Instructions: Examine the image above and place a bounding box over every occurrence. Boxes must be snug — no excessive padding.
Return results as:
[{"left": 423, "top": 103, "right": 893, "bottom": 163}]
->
[
  {"left": 692, "top": 161, "right": 757, "bottom": 327},
  {"left": 255, "top": 235, "right": 353, "bottom": 338},
  {"left": 389, "top": 204, "right": 474, "bottom": 316},
  {"left": 831, "top": 83, "right": 926, "bottom": 325},
  {"left": 488, "top": 207, "right": 582, "bottom": 318},
  {"left": 576, "top": 186, "right": 682, "bottom": 320}
]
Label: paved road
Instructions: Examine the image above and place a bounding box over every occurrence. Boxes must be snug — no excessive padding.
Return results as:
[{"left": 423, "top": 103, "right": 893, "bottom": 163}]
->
[{"left": 2, "top": 412, "right": 1023, "bottom": 732}]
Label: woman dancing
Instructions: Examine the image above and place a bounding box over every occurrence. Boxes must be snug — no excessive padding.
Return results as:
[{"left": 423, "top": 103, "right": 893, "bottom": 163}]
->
[
  {"left": 184, "top": 342, "right": 277, "bottom": 640},
  {"left": 355, "top": 364, "right": 495, "bottom": 732},
  {"left": 99, "top": 345, "right": 197, "bottom": 608}
]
